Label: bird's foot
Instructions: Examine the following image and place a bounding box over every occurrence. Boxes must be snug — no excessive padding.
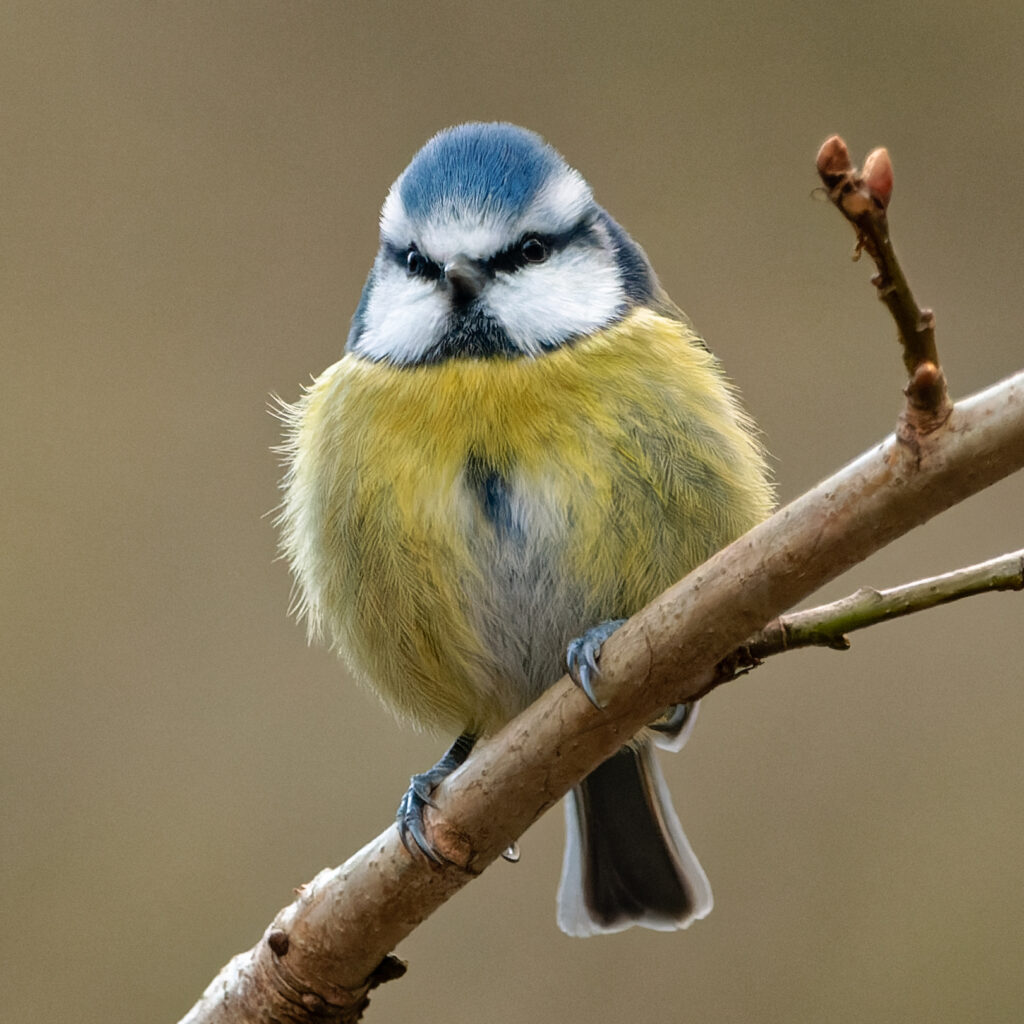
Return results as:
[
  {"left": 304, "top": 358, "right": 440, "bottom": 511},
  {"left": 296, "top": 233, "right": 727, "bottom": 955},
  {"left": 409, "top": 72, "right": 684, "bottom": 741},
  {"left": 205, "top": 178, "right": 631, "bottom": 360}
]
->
[
  {"left": 566, "top": 618, "right": 627, "bottom": 709},
  {"left": 397, "top": 732, "right": 476, "bottom": 863}
]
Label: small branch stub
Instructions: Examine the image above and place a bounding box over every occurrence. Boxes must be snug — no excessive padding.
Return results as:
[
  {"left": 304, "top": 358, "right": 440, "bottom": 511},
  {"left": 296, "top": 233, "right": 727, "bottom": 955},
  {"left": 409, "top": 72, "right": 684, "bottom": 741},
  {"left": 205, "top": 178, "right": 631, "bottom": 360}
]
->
[{"left": 267, "top": 930, "right": 290, "bottom": 958}]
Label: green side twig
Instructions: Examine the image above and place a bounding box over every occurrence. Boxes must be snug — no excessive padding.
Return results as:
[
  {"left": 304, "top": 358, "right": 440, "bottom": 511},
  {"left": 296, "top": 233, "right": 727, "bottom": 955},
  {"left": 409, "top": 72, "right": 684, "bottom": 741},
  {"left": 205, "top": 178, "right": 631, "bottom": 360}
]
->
[{"left": 715, "top": 550, "right": 1024, "bottom": 681}]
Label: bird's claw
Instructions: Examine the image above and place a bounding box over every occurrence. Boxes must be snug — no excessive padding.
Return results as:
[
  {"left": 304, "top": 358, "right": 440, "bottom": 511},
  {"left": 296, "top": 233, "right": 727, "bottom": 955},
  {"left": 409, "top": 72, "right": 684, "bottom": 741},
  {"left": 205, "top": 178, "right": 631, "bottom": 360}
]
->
[
  {"left": 396, "top": 733, "right": 476, "bottom": 864},
  {"left": 566, "top": 619, "right": 626, "bottom": 709},
  {"left": 397, "top": 768, "right": 449, "bottom": 863}
]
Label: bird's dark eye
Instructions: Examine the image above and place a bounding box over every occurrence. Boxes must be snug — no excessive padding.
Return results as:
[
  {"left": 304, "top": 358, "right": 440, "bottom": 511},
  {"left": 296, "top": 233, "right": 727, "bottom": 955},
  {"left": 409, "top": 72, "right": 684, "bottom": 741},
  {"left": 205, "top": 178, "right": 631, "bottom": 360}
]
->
[
  {"left": 520, "top": 237, "right": 548, "bottom": 263},
  {"left": 406, "top": 248, "right": 426, "bottom": 276},
  {"left": 486, "top": 234, "right": 554, "bottom": 275}
]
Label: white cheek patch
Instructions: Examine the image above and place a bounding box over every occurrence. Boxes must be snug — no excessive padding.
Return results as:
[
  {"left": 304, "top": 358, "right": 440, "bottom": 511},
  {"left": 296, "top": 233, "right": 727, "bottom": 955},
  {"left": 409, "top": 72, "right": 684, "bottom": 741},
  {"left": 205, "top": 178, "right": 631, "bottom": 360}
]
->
[
  {"left": 356, "top": 263, "right": 449, "bottom": 363},
  {"left": 484, "top": 246, "right": 624, "bottom": 354}
]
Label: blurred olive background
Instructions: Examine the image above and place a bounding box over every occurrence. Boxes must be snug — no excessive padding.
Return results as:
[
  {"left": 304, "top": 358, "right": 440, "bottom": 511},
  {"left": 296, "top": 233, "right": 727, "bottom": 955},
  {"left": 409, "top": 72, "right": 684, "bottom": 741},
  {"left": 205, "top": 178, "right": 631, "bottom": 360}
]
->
[{"left": 4, "top": 2, "right": 1023, "bottom": 1022}]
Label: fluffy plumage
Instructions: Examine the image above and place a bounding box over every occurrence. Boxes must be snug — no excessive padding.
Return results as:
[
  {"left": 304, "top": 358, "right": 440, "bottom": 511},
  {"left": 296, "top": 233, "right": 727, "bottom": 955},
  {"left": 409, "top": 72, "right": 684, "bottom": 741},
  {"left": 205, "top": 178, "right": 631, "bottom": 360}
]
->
[
  {"left": 278, "top": 123, "right": 772, "bottom": 936},
  {"left": 280, "top": 307, "right": 769, "bottom": 731}
]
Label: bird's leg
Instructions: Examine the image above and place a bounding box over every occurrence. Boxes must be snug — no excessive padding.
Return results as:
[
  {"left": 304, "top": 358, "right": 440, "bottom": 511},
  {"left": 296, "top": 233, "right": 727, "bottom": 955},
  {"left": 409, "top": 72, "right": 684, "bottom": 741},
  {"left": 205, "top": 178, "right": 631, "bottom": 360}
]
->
[{"left": 397, "top": 732, "right": 477, "bottom": 863}]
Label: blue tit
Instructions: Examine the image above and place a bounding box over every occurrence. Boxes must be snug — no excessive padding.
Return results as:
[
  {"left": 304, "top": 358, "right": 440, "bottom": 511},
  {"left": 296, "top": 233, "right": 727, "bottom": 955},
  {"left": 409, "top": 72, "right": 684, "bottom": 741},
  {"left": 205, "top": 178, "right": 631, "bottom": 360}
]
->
[{"left": 278, "top": 123, "right": 772, "bottom": 936}]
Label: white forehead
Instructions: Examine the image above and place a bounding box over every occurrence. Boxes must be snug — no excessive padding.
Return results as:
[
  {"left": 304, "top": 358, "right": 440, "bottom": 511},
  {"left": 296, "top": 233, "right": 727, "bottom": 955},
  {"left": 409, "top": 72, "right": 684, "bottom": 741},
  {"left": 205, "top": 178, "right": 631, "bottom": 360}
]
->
[{"left": 379, "top": 163, "right": 594, "bottom": 261}]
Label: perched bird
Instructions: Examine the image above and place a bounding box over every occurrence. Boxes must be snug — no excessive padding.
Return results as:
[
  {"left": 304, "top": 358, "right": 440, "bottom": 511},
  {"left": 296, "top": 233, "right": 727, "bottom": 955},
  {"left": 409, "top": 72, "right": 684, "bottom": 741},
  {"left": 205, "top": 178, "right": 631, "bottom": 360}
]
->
[{"left": 278, "top": 123, "right": 772, "bottom": 936}]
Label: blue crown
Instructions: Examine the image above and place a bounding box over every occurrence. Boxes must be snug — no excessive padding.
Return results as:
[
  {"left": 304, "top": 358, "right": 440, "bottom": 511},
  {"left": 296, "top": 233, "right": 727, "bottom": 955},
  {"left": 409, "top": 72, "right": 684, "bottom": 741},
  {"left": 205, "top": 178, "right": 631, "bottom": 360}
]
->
[{"left": 398, "top": 123, "right": 567, "bottom": 220}]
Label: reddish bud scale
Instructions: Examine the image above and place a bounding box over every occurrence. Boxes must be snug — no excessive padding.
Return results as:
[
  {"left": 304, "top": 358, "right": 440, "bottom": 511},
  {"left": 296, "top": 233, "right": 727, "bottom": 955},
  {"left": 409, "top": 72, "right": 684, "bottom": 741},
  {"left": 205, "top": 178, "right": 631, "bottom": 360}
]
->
[{"left": 863, "top": 147, "right": 894, "bottom": 209}]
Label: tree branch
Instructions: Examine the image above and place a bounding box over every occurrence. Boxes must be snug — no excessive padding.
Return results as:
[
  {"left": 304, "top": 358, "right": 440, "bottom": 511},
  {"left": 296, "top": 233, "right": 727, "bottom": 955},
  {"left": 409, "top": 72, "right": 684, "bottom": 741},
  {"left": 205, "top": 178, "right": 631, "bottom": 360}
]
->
[{"left": 178, "top": 137, "right": 1024, "bottom": 1023}]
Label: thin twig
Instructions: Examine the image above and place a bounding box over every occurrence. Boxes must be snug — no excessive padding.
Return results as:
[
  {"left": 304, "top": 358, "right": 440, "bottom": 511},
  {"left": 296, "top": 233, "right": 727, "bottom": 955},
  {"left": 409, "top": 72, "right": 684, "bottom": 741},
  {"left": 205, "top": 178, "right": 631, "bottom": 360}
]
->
[
  {"left": 743, "top": 548, "right": 1024, "bottom": 659},
  {"left": 816, "top": 135, "right": 951, "bottom": 427}
]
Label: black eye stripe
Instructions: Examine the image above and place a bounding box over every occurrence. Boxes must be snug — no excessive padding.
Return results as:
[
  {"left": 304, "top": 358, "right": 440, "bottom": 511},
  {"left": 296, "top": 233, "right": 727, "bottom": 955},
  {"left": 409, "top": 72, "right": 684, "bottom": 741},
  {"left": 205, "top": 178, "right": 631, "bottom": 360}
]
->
[
  {"left": 488, "top": 221, "right": 595, "bottom": 275},
  {"left": 384, "top": 218, "right": 596, "bottom": 282},
  {"left": 387, "top": 242, "right": 442, "bottom": 280}
]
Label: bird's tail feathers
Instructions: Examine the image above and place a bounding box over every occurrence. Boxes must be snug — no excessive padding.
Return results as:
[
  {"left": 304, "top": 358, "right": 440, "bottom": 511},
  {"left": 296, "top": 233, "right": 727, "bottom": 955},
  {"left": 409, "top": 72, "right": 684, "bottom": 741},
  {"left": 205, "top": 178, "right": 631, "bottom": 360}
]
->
[{"left": 557, "top": 741, "right": 712, "bottom": 937}]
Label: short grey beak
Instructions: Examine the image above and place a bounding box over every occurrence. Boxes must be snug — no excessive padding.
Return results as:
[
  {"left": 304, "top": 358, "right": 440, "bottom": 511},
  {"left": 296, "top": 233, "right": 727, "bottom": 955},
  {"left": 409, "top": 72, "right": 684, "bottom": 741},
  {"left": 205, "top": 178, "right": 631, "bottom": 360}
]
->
[{"left": 443, "top": 254, "right": 487, "bottom": 303}]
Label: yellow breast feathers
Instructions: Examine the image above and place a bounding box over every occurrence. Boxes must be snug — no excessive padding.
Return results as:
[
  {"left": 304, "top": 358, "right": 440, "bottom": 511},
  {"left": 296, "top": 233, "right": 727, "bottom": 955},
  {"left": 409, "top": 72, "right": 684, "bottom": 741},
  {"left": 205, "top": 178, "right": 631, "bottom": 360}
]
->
[{"left": 278, "top": 308, "right": 771, "bottom": 734}]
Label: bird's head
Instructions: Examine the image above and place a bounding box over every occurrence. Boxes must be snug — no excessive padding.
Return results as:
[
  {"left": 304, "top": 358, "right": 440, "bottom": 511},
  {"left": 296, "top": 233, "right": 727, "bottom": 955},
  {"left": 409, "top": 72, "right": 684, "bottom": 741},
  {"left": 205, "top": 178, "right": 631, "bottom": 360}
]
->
[{"left": 347, "top": 123, "right": 658, "bottom": 364}]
